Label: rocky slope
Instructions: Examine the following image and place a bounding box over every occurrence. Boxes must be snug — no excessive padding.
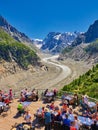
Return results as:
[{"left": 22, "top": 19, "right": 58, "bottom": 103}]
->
[{"left": 0, "top": 27, "right": 41, "bottom": 80}]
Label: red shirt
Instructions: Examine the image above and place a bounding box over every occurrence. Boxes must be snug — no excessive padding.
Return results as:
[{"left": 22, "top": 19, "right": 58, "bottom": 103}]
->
[{"left": 70, "top": 126, "right": 77, "bottom": 130}]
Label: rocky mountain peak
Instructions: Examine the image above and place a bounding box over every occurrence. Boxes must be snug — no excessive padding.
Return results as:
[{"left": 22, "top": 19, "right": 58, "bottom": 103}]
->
[
  {"left": 85, "top": 20, "right": 98, "bottom": 43},
  {"left": 0, "top": 15, "right": 32, "bottom": 43}
]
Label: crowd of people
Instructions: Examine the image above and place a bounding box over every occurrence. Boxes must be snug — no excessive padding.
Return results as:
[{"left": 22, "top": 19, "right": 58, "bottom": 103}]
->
[
  {"left": 1, "top": 88, "right": 98, "bottom": 130},
  {"left": 33, "top": 92, "right": 98, "bottom": 130}
]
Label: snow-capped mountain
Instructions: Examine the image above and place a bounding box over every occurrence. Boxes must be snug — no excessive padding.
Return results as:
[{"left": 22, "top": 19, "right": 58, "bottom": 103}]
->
[
  {"left": 41, "top": 32, "right": 80, "bottom": 53},
  {"left": 32, "top": 39, "right": 43, "bottom": 49}
]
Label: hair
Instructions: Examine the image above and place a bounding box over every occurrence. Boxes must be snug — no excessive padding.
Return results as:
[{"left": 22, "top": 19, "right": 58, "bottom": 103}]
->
[
  {"left": 65, "top": 114, "right": 68, "bottom": 118},
  {"left": 74, "top": 116, "right": 78, "bottom": 120}
]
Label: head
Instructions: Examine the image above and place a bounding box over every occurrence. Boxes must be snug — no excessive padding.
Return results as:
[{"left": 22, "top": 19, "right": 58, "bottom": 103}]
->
[
  {"left": 26, "top": 111, "right": 29, "bottom": 115},
  {"left": 65, "top": 114, "right": 68, "bottom": 119},
  {"left": 71, "top": 121, "right": 75, "bottom": 126},
  {"left": 45, "top": 108, "right": 49, "bottom": 112},
  {"left": 51, "top": 101, "right": 54, "bottom": 105},
  {"left": 74, "top": 116, "right": 78, "bottom": 120},
  {"left": 94, "top": 120, "right": 97, "bottom": 124},
  {"left": 42, "top": 107, "right": 45, "bottom": 110},
  {"left": 25, "top": 88, "right": 27, "bottom": 91},
  {"left": 10, "top": 88, "right": 12, "bottom": 91}
]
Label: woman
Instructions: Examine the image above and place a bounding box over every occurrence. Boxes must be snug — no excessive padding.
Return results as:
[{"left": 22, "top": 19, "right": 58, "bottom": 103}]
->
[
  {"left": 74, "top": 116, "right": 81, "bottom": 130},
  {"left": 70, "top": 121, "right": 77, "bottom": 130}
]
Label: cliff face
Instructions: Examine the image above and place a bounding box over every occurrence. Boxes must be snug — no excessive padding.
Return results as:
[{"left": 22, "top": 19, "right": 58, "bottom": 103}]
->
[{"left": 85, "top": 20, "right": 98, "bottom": 43}]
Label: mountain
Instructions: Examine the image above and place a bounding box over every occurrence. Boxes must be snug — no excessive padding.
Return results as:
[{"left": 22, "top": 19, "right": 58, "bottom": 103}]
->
[
  {"left": 71, "top": 20, "right": 98, "bottom": 47},
  {"left": 61, "top": 63, "right": 98, "bottom": 99},
  {"left": 0, "top": 15, "right": 32, "bottom": 44},
  {"left": 0, "top": 28, "right": 39, "bottom": 70},
  {"left": 59, "top": 20, "right": 98, "bottom": 63},
  {"left": 60, "top": 40, "right": 98, "bottom": 64},
  {"left": 40, "top": 32, "right": 79, "bottom": 53},
  {"left": 85, "top": 20, "right": 98, "bottom": 43}
]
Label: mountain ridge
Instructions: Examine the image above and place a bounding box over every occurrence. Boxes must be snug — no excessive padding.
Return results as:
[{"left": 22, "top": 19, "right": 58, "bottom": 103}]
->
[{"left": 0, "top": 15, "right": 33, "bottom": 44}]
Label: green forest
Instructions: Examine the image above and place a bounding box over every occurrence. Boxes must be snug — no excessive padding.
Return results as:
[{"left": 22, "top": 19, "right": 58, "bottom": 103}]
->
[{"left": 62, "top": 64, "right": 98, "bottom": 99}]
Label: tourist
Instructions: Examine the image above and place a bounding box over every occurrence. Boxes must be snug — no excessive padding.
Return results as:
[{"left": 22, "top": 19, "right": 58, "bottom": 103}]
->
[
  {"left": 91, "top": 120, "right": 98, "bottom": 130},
  {"left": 83, "top": 95, "right": 88, "bottom": 105},
  {"left": 44, "top": 108, "right": 51, "bottom": 130},
  {"left": 74, "top": 116, "right": 81, "bottom": 130},
  {"left": 62, "top": 102, "right": 68, "bottom": 112},
  {"left": 20, "top": 91, "right": 25, "bottom": 102},
  {"left": 44, "top": 89, "right": 48, "bottom": 96},
  {"left": 17, "top": 102, "right": 24, "bottom": 114},
  {"left": 24, "top": 111, "right": 32, "bottom": 125},
  {"left": 50, "top": 101, "right": 55, "bottom": 110},
  {"left": 63, "top": 114, "right": 71, "bottom": 129},
  {"left": 9, "top": 88, "right": 13, "bottom": 100},
  {"left": 70, "top": 121, "right": 77, "bottom": 130},
  {"left": 53, "top": 88, "right": 58, "bottom": 97}
]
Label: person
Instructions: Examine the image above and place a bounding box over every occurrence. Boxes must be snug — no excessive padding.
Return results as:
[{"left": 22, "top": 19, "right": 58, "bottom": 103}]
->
[
  {"left": 35, "top": 107, "right": 45, "bottom": 118},
  {"left": 44, "top": 89, "right": 48, "bottom": 96},
  {"left": 91, "top": 120, "right": 98, "bottom": 130},
  {"left": 53, "top": 88, "right": 57, "bottom": 97},
  {"left": 83, "top": 95, "right": 88, "bottom": 105},
  {"left": 50, "top": 102, "right": 55, "bottom": 110},
  {"left": 82, "top": 109, "right": 92, "bottom": 118},
  {"left": 74, "top": 94, "right": 78, "bottom": 106},
  {"left": 62, "top": 103, "right": 68, "bottom": 112},
  {"left": 44, "top": 108, "right": 51, "bottom": 130},
  {"left": 20, "top": 91, "right": 25, "bottom": 102},
  {"left": 74, "top": 116, "right": 81, "bottom": 130},
  {"left": 70, "top": 121, "right": 77, "bottom": 130},
  {"left": 9, "top": 88, "right": 13, "bottom": 100},
  {"left": 24, "top": 111, "right": 32, "bottom": 125},
  {"left": 63, "top": 114, "right": 71, "bottom": 130},
  {"left": 17, "top": 102, "right": 24, "bottom": 114}
]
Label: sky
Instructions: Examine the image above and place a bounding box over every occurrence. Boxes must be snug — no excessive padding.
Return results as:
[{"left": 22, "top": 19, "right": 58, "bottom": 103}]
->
[{"left": 0, "top": 0, "right": 98, "bottom": 39}]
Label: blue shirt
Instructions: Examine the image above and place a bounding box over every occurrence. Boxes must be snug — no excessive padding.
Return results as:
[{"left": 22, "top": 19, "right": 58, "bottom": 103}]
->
[
  {"left": 44, "top": 112, "right": 51, "bottom": 124},
  {"left": 63, "top": 118, "right": 71, "bottom": 127}
]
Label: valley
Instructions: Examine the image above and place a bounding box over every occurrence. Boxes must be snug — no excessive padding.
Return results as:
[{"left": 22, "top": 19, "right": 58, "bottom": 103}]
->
[{"left": 0, "top": 53, "right": 91, "bottom": 95}]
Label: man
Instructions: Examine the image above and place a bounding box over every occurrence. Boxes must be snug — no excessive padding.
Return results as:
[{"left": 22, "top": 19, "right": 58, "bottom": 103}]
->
[
  {"left": 91, "top": 120, "right": 98, "bottom": 130},
  {"left": 17, "top": 102, "right": 24, "bottom": 114},
  {"left": 44, "top": 108, "right": 51, "bottom": 130},
  {"left": 24, "top": 111, "right": 32, "bottom": 124},
  {"left": 63, "top": 114, "right": 71, "bottom": 130}
]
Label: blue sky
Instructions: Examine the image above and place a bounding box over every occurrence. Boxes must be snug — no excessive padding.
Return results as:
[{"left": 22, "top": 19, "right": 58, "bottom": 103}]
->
[{"left": 0, "top": 0, "right": 98, "bottom": 39}]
